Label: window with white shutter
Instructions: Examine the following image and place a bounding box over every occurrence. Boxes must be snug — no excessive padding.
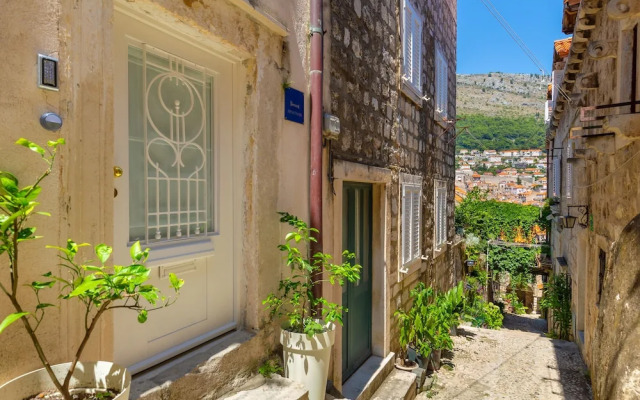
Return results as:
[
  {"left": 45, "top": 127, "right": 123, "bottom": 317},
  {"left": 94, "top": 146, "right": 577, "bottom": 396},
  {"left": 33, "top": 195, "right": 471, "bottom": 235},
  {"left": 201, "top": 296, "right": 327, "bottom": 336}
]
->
[
  {"left": 435, "top": 180, "right": 447, "bottom": 249},
  {"left": 566, "top": 142, "right": 573, "bottom": 199},
  {"left": 435, "top": 46, "right": 448, "bottom": 118},
  {"left": 553, "top": 152, "right": 561, "bottom": 198},
  {"left": 402, "top": 181, "right": 422, "bottom": 265},
  {"left": 402, "top": 0, "right": 422, "bottom": 95}
]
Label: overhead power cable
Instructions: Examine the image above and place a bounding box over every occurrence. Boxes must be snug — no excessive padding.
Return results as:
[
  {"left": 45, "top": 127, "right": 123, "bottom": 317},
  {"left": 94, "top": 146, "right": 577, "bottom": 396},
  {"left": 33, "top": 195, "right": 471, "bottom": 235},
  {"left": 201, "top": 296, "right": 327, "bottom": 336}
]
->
[{"left": 478, "top": 0, "right": 547, "bottom": 76}]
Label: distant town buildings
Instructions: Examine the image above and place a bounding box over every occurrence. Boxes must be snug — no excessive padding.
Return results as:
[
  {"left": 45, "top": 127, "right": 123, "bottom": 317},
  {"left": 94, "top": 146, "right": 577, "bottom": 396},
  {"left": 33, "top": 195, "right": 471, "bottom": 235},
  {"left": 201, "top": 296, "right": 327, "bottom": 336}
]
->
[{"left": 455, "top": 148, "right": 547, "bottom": 206}]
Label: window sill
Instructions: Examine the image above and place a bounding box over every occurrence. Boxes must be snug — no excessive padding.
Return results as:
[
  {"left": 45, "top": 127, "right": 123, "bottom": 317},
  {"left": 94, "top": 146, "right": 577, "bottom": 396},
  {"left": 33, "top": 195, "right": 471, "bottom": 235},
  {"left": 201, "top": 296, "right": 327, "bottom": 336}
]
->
[
  {"left": 129, "top": 236, "right": 216, "bottom": 265},
  {"left": 400, "top": 81, "right": 424, "bottom": 107},
  {"left": 433, "top": 244, "right": 449, "bottom": 259},
  {"left": 399, "top": 256, "right": 423, "bottom": 279}
]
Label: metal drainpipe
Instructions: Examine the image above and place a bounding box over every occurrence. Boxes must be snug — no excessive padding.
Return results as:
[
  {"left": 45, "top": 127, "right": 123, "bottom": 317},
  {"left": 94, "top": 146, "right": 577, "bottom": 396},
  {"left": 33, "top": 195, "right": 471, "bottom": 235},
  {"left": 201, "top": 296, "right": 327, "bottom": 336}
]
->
[{"left": 309, "top": 0, "right": 323, "bottom": 314}]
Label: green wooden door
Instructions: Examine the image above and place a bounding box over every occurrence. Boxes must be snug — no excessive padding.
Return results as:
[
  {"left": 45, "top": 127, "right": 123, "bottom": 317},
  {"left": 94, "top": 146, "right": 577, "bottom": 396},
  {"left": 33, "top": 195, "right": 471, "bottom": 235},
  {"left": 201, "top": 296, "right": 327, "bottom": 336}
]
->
[{"left": 342, "top": 182, "right": 373, "bottom": 381}]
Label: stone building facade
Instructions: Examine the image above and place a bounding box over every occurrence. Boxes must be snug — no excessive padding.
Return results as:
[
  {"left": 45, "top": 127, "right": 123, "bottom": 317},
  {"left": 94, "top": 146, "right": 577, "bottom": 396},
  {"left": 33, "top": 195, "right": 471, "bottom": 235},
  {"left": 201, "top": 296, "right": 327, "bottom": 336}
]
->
[
  {"left": 547, "top": 0, "right": 640, "bottom": 398},
  {"left": 323, "top": 0, "right": 459, "bottom": 388}
]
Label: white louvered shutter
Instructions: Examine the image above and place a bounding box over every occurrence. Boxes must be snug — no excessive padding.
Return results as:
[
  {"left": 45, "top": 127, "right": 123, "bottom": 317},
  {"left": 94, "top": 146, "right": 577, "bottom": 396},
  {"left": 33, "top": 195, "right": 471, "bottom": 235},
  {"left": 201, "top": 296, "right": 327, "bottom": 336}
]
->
[
  {"left": 412, "top": 13, "right": 422, "bottom": 89},
  {"left": 402, "top": 184, "right": 412, "bottom": 264},
  {"left": 553, "top": 154, "right": 561, "bottom": 197},
  {"left": 566, "top": 142, "right": 573, "bottom": 199},
  {"left": 412, "top": 189, "right": 421, "bottom": 260},
  {"left": 403, "top": 1, "right": 413, "bottom": 84}
]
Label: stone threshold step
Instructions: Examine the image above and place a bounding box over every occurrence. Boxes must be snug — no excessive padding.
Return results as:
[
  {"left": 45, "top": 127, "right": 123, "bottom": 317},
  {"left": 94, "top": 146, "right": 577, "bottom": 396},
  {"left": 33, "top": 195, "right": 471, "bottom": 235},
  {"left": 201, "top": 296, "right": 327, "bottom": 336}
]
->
[{"left": 370, "top": 369, "right": 417, "bottom": 400}]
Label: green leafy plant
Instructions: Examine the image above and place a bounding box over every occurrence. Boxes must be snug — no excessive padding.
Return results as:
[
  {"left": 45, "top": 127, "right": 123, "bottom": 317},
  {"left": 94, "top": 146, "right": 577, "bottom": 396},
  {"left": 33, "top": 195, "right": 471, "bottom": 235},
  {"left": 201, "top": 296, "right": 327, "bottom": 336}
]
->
[
  {"left": 539, "top": 273, "right": 571, "bottom": 340},
  {"left": 0, "top": 139, "right": 184, "bottom": 400},
  {"left": 504, "top": 292, "right": 527, "bottom": 315},
  {"left": 258, "top": 359, "right": 283, "bottom": 378},
  {"left": 262, "top": 212, "right": 361, "bottom": 335},
  {"left": 482, "top": 302, "right": 504, "bottom": 329}
]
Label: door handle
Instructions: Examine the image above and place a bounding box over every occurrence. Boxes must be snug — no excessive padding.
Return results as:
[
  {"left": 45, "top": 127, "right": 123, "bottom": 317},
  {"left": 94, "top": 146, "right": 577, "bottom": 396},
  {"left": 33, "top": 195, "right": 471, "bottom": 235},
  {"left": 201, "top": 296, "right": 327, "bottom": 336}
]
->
[{"left": 114, "top": 166, "right": 123, "bottom": 178}]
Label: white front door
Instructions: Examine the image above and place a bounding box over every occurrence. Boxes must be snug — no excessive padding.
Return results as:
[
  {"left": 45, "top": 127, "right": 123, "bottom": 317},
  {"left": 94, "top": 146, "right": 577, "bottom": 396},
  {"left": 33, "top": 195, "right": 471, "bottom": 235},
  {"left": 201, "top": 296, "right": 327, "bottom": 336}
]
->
[{"left": 113, "top": 8, "right": 236, "bottom": 373}]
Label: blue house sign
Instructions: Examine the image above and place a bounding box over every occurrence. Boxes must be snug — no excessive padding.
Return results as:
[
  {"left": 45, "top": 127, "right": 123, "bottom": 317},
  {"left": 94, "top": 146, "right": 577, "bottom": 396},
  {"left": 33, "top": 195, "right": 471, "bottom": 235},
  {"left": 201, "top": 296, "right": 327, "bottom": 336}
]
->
[{"left": 284, "top": 87, "right": 304, "bottom": 124}]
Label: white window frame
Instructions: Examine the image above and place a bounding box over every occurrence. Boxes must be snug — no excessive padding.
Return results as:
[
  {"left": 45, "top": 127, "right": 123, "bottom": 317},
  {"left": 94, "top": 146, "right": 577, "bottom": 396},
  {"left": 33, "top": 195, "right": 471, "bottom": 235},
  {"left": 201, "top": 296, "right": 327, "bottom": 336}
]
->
[
  {"left": 435, "top": 45, "right": 448, "bottom": 119},
  {"left": 402, "top": 0, "right": 422, "bottom": 96},
  {"left": 401, "top": 174, "right": 422, "bottom": 269},
  {"left": 434, "top": 180, "right": 448, "bottom": 251}
]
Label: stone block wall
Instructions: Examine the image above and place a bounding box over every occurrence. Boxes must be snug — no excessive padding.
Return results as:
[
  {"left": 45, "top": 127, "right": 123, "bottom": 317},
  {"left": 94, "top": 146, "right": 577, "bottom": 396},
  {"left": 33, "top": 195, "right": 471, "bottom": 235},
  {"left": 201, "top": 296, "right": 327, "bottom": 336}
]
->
[{"left": 328, "top": 0, "right": 457, "bottom": 358}]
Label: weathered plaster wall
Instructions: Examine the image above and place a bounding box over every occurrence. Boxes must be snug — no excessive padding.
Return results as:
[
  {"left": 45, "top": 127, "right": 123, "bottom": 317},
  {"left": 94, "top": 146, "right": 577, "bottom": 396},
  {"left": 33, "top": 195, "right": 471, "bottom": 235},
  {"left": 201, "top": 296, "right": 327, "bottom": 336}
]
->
[
  {"left": 0, "top": 0, "right": 116, "bottom": 383},
  {"left": 326, "top": 0, "right": 457, "bottom": 380}
]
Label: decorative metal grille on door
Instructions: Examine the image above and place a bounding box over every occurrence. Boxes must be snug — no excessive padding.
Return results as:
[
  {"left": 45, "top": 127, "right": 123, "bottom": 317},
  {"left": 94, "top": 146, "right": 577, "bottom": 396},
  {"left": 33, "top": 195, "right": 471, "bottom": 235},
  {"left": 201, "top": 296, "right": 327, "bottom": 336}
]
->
[{"left": 128, "top": 44, "right": 215, "bottom": 244}]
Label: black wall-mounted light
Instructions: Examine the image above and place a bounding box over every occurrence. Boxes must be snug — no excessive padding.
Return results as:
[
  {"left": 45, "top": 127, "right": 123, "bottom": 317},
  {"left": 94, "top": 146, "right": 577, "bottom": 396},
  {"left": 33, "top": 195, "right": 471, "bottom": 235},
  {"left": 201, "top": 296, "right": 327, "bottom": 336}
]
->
[{"left": 564, "top": 205, "right": 589, "bottom": 229}]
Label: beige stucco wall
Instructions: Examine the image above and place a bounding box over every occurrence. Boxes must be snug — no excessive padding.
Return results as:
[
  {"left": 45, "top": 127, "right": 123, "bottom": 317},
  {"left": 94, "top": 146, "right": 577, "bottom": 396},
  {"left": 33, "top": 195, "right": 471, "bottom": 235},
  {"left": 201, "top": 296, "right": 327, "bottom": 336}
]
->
[{"left": 0, "top": 0, "right": 312, "bottom": 389}]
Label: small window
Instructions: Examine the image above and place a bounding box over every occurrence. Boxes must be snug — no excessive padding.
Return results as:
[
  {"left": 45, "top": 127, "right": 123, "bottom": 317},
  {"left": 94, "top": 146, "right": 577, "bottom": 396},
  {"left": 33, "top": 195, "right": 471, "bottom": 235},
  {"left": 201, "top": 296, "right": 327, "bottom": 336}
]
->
[
  {"left": 435, "top": 180, "right": 447, "bottom": 249},
  {"left": 435, "top": 46, "right": 448, "bottom": 118},
  {"left": 402, "top": 182, "right": 421, "bottom": 265},
  {"left": 402, "top": 0, "right": 422, "bottom": 94}
]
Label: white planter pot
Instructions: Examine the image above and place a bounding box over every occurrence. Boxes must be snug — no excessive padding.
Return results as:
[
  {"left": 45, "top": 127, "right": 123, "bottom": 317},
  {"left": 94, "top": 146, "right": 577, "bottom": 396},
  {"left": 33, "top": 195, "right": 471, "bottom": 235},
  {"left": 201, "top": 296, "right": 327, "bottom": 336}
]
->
[
  {"left": 280, "top": 323, "right": 335, "bottom": 400},
  {"left": 0, "top": 361, "right": 131, "bottom": 400}
]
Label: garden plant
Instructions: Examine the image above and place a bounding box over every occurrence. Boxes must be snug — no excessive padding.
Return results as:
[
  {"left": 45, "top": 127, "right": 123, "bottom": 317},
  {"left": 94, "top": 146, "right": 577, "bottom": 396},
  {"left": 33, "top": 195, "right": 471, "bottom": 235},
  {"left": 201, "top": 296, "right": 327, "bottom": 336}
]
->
[{"left": 0, "top": 139, "right": 184, "bottom": 400}]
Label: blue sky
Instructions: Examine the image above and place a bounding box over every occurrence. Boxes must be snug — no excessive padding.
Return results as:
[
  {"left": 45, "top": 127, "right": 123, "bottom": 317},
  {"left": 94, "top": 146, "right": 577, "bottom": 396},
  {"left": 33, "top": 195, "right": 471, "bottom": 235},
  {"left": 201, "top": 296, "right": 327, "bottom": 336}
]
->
[{"left": 457, "top": 0, "right": 571, "bottom": 75}]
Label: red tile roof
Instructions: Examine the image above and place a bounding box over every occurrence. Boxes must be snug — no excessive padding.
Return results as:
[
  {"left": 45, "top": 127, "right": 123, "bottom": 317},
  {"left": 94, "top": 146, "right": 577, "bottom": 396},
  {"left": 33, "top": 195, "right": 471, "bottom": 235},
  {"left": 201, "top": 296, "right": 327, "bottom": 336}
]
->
[{"left": 554, "top": 38, "right": 572, "bottom": 59}]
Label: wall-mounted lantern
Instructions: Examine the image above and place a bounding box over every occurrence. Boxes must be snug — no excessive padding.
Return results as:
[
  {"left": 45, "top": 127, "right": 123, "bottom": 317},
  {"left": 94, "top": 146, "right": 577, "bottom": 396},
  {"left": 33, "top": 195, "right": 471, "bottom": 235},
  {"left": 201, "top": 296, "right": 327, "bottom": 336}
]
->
[{"left": 563, "top": 205, "right": 589, "bottom": 229}]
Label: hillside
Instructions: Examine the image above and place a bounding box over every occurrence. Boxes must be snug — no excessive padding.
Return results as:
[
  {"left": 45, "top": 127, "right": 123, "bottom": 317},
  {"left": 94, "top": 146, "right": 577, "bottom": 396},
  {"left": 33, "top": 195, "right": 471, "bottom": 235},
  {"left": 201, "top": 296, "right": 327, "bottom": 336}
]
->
[
  {"left": 456, "top": 73, "right": 548, "bottom": 151},
  {"left": 457, "top": 72, "right": 548, "bottom": 117}
]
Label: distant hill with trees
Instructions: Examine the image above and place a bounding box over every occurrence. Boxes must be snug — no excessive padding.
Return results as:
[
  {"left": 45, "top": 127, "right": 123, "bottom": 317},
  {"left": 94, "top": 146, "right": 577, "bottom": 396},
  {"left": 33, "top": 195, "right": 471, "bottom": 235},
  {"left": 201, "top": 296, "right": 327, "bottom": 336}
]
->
[
  {"left": 455, "top": 72, "right": 548, "bottom": 151},
  {"left": 456, "top": 114, "right": 546, "bottom": 151}
]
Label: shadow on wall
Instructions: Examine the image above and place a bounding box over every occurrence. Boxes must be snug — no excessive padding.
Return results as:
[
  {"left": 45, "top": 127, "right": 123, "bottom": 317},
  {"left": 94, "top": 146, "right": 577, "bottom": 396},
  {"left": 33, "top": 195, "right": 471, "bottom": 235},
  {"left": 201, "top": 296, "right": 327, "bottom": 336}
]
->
[{"left": 593, "top": 214, "right": 640, "bottom": 400}]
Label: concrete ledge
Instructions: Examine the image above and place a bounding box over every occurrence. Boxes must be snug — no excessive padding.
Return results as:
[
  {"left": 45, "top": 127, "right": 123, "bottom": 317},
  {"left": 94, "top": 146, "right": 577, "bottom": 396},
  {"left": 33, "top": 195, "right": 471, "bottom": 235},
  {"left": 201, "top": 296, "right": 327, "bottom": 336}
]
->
[
  {"left": 133, "top": 328, "right": 276, "bottom": 399},
  {"left": 222, "top": 374, "right": 309, "bottom": 400},
  {"left": 342, "top": 353, "right": 396, "bottom": 400},
  {"left": 371, "top": 369, "right": 417, "bottom": 400}
]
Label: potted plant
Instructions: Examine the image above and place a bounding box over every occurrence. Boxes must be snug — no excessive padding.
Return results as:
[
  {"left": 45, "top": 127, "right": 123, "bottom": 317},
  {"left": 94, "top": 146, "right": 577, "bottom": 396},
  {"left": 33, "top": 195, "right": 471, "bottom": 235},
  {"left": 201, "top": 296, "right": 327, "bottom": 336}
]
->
[
  {"left": 0, "top": 139, "right": 184, "bottom": 400},
  {"left": 263, "top": 213, "right": 361, "bottom": 400},
  {"left": 442, "top": 282, "right": 465, "bottom": 335}
]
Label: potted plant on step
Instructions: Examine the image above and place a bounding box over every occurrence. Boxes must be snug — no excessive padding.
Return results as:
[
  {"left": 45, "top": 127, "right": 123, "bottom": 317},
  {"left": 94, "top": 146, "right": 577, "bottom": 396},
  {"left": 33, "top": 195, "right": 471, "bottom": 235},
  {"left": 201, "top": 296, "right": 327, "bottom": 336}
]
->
[
  {"left": 394, "top": 283, "right": 436, "bottom": 371},
  {"left": 0, "top": 139, "right": 184, "bottom": 400},
  {"left": 263, "top": 213, "right": 361, "bottom": 400}
]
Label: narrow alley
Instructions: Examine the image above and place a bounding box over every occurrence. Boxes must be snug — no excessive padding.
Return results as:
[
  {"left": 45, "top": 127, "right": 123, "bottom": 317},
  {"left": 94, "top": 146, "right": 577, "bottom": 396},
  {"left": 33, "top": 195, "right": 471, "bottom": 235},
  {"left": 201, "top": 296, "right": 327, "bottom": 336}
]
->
[{"left": 419, "top": 314, "right": 593, "bottom": 400}]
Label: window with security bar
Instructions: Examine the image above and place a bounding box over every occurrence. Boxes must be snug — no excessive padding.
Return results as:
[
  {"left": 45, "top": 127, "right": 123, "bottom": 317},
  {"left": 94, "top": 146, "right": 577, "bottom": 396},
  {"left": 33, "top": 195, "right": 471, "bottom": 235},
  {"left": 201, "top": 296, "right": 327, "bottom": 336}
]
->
[
  {"left": 566, "top": 142, "right": 573, "bottom": 199},
  {"left": 402, "top": 0, "right": 422, "bottom": 95},
  {"left": 435, "top": 180, "right": 447, "bottom": 249},
  {"left": 402, "top": 182, "right": 421, "bottom": 265},
  {"left": 128, "top": 45, "right": 215, "bottom": 244}
]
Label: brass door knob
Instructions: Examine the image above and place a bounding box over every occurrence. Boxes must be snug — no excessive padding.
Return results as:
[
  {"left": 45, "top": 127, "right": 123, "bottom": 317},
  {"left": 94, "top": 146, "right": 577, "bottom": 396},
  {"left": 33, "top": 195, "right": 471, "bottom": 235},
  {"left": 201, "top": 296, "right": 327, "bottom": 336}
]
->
[{"left": 114, "top": 166, "right": 123, "bottom": 178}]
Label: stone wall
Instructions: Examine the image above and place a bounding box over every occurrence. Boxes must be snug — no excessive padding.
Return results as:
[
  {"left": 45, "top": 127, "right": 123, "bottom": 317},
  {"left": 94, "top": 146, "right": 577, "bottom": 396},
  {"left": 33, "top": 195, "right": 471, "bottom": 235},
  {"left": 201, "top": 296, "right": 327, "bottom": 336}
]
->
[
  {"left": 547, "top": 5, "right": 640, "bottom": 398},
  {"left": 328, "top": 0, "right": 457, "bottom": 361}
]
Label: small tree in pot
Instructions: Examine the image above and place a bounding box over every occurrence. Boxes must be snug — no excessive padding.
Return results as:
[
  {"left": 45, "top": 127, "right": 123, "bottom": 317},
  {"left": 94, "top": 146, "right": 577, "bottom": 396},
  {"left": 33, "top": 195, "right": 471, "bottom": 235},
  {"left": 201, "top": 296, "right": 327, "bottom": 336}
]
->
[
  {"left": 0, "top": 139, "right": 184, "bottom": 400},
  {"left": 263, "top": 212, "right": 361, "bottom": 400}
]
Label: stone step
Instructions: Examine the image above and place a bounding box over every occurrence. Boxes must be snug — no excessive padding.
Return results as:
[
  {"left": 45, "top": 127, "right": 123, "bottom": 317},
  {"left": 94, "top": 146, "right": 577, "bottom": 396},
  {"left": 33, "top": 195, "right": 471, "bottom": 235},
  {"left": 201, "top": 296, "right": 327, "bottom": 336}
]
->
[
  {"left": 370, "top": 369, "right": 417, "bottom": 400},
  {"left": 222, "top": 374, "right": 309, "bottom": 400}
]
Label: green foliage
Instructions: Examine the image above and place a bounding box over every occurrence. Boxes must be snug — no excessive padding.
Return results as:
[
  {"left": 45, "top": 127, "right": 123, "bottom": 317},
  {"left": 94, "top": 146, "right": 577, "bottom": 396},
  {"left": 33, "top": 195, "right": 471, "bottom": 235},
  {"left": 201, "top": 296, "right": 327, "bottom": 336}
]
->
[
  {"left": 456, "top": 189, "right": 543, "bottom": 242},
  {"left": 258, "top": 359, "right": 283, "bottom": 378},
  {"left": 482, "top": 303, "right": 504, "bottom": 329},
  {"left": 0, "top": 139, "right": 183, "bottom": 400},
  {"left": 395, "top": 283, "right": 463, "bottom": 364},
  {"left": 539, "top": 274, "right": 572, "bottom": 340},
  {"left": 456, "top": 114, "right": 546, "bottom": 151},
  {"left": 489, "top": 246, "right": 538, "bottom": 284},
  {"left": 263, "top": 213, "right": 361, "bottom": 335},
  {"left": 504, "top": 292, "right": 527, "bottom": 315},
  {"left": 462, "top": 275, "right": 503, "bottom": 329}
]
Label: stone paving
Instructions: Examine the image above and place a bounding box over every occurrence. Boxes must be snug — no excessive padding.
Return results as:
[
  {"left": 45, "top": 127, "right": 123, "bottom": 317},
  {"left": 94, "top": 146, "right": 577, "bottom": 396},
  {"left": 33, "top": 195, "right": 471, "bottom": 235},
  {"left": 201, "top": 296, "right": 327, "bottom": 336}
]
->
[{"left": 417, "top": 313, "right": 593, "bottom": 400}]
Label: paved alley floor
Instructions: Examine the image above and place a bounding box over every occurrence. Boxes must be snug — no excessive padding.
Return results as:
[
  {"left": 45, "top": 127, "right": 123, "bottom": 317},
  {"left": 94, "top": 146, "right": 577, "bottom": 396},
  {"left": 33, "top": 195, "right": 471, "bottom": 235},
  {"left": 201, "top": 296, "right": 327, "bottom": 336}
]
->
[{"left": 417, "top": 313, "right": 593, "bottom": 400}]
